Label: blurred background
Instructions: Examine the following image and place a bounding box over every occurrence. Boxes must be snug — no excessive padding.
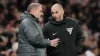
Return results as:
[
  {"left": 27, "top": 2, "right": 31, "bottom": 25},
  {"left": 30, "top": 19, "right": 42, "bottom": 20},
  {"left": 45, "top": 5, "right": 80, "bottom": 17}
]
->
[{"left": 0, "top": 0, "right": 100, "bottom": 56}]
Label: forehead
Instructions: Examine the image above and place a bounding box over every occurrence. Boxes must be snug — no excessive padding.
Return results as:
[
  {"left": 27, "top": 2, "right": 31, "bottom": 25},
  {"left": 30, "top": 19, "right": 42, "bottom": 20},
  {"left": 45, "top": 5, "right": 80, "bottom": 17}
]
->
[
  {"left": 36, "top": 6, "right": 42, "bottom": 11},
  {"left": 51, "top": 7, "right": 59, "bottom": 12}
]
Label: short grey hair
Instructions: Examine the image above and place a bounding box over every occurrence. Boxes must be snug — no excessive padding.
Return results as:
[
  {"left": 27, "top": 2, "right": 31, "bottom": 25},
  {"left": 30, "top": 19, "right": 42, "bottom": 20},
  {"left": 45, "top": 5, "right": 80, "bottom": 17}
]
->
[{"left": 27, "top": 3, "right": 42, "bottom": 12}]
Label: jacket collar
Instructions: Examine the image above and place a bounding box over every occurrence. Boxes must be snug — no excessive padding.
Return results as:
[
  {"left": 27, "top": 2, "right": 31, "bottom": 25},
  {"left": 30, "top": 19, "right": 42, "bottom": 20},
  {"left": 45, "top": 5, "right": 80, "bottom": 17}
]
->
[
  {"left": 24, "top": 11, "right": 39, "bottom": 23},
  {"left": 49, "top": 15, "right": 68, "bottom": 26}
]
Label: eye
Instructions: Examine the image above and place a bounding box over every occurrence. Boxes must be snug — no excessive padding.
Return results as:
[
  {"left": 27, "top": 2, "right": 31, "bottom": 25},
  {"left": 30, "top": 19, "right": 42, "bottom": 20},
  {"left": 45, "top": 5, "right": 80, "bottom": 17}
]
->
[
  {"left": 55, "top": 11, "right": 58, "bottom": 13},
  {"left": 51, "top": 12, "right": 54, "bottom": 14}
]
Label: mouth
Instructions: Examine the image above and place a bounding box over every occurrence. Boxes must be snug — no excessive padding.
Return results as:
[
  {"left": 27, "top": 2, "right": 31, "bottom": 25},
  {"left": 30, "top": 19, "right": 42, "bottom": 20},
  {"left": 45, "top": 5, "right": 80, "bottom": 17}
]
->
[{"left": 54, "top": 17, "right": 58, "bottom": 19}]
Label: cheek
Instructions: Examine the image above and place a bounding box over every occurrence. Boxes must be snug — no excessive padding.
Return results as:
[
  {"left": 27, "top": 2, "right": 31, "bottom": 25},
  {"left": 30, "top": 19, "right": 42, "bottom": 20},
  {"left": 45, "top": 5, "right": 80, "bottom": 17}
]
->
[
  {"left": 60, "top": 12, "right": 62, "bottom": 15},
  {"left": 59, "top": 13, "right": 63, "bottom": 16},
  {"left": 38, "top": 12, "right": 41, "bottom": 15},
  {"left": 57, "top": 14, "right": 60, "bottom": 17},
  {"left": 36, "top": 12, "right": 40, "bottom": 16}
]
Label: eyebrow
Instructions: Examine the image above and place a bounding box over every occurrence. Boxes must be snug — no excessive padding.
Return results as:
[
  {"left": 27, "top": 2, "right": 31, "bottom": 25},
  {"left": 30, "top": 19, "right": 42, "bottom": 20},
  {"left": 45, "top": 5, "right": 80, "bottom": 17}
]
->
[{"left": 51, "top": 11, "right": 58, "bottom": 14}]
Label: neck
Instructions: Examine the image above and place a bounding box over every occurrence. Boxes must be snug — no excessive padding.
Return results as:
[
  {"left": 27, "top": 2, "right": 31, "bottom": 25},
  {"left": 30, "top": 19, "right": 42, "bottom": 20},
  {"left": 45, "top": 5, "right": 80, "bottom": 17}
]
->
[{"left": 30, "top": 13, "right": 38, "bottom": 18}]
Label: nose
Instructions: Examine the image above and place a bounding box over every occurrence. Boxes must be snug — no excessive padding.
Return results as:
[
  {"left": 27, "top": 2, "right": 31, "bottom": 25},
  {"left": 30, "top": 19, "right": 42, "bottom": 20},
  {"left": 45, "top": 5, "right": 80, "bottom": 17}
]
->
[{"left": 52, "top": 14, "right": 56, "bottom": 17}]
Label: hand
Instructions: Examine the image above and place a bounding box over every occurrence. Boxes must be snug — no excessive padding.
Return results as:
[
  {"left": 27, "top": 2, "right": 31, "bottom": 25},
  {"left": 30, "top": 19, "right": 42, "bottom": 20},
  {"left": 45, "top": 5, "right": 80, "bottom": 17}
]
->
[{"left": 50, "top": 38, "right": 60, "bottom": 47}]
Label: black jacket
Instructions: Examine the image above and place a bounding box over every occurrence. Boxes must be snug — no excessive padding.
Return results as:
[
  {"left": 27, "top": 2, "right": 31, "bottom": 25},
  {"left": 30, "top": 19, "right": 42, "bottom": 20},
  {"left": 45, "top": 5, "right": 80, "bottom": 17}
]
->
[
  {"left": 43, "top": 16, "right": 83, "bottom": 56},
  {"left": 98, "top": 36, "right": 100, "bottom": 56},
  {"left": 18, "top": 11, "right": 51, "bottom": 56}
]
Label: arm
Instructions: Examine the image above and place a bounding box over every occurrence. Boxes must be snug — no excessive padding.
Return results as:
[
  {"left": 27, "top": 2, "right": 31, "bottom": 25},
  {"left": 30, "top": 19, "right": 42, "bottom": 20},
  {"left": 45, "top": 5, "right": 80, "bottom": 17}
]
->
[
  {"left": 21, "top": 19, "right": 51, "bottom": 48},
  {"left": 42, "top": 25, "right": 49, "bottom": 39},
  {"left": 76, "top": 23, "right": 83, "bottom": 53}
]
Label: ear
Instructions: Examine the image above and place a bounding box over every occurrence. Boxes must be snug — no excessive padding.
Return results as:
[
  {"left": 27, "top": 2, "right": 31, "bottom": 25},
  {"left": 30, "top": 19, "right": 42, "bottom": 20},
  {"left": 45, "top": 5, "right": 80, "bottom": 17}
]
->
[
  {"left": 61, "top": 10, "right": 64, "bottom": 14},
  {"left": 63, "top": 10, "right": 64, "bottom": 14},
  {"left": 29, "top": 10, "right": 33, "bottom": 15},
  {"left": 31, "top": 10, "right": 34, "bottom": 14},
  {"left": 31, "top": 10, "right": 36, "bottom": 15}
]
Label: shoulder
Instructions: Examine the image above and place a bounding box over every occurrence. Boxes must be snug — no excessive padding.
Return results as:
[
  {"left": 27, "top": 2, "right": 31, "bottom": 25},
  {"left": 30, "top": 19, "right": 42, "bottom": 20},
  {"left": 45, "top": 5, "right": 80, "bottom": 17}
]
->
[
  {"left": 21, "top": 18, "right": 30, "bottom": 25},
  {"left": 45, "top": 22, "right": 51, "bottom": 26},
  {"left": 66, "top": 17, "right": 79, "bottom": 24},
  {"left": 66, "top": 17, "right": 78, "bottom": 23},
  {"left": 20, "top": 18, "right": 35, "bottom": 28},
  {"left": 20, "top": 12, "right": 35, "bottom": 25},
  {"left": 43, "top": 21, "right": 53, "bottom": 30},
  {"left": 65, "top": 17, "right": 80, "bottom": 27}
]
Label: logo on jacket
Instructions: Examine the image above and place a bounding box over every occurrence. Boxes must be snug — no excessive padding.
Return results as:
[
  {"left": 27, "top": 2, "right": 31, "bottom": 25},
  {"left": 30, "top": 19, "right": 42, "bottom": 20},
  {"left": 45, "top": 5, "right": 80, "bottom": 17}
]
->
[
  {"left": 52, "top": 32, "right": 58, "bottom": 35},
  {"left": 66, "top": 28, "right": 73, "bottom": 35}
]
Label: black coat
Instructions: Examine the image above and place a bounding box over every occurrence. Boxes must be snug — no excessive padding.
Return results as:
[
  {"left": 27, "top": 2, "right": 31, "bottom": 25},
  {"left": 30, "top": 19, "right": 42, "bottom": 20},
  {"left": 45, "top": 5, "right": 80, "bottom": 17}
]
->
[
  {"left": 18, "top": 11, "right": 51, "bottom": 56},
  {"left": 43, "top": 17, "right": 83, "bottom": 56},
  {"left": 98, "top": 36, "right": 100, "bottom": 56}
]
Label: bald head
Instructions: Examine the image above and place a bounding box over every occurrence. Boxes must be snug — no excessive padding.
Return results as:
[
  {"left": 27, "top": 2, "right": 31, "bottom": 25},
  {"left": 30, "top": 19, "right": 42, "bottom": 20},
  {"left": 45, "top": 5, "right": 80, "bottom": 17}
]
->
[
  {"left": 27, "top": 3, "right": 42, "bottom": 12},
  {"left": 51, "top": 3, "right": 64, "bottom": 11}
]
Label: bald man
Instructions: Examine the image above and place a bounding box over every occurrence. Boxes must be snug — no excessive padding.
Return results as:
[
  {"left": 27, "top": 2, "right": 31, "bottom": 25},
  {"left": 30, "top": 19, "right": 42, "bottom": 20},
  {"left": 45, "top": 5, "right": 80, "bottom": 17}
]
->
[
  {"left": 43, "top": 3, "right": 83, "bottom": 56},
  {"left": 18, "top": 3, "right": 59, "bottom": 56}
]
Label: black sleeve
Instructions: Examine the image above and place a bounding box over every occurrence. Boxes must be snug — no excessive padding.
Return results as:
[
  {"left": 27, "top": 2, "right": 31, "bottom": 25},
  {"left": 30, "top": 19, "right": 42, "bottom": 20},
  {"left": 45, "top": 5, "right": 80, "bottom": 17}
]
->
[
  {"left": 98, "top": 36, "right": 100, "bottom": 49},
  {"left": 21, "top": 19, "right": 51, "bottom": 48},
  {"left": 42, "top": 25, "right": 49, "bottom": 39},
  {"left": 76, "top": 23, "right": 83, "bottom": 53}
]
